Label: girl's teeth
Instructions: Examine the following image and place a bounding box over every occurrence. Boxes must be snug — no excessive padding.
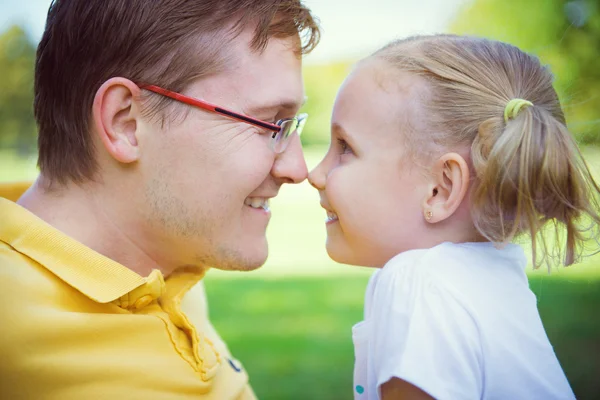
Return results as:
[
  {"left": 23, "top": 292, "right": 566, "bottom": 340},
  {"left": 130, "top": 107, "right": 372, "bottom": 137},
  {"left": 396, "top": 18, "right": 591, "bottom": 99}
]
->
[{"left": 326, "top": 211, "right": 338, "bottom": 222}]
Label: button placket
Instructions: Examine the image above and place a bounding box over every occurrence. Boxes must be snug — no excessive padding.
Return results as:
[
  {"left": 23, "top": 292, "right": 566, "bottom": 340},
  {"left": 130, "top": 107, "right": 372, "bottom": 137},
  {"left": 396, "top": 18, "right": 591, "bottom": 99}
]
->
[
  {"left": 112, "top": 269, "right": 165, "bottom": 311},
  {"left": 160, "top": 271, "right": 221, "bottom": 381}
]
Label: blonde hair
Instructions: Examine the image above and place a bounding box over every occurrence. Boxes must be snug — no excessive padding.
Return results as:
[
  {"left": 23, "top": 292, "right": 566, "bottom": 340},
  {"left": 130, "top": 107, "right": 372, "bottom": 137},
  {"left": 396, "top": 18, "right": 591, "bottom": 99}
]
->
[{"left": 373, "top": 34, "right": 600, "bottom": 268}]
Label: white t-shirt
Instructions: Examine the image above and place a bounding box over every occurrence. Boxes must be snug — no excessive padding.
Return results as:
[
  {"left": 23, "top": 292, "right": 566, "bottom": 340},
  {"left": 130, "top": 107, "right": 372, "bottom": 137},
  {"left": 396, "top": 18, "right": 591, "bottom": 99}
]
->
[{"left": 352, "top": 242, "right": 575, "bottom": 400}]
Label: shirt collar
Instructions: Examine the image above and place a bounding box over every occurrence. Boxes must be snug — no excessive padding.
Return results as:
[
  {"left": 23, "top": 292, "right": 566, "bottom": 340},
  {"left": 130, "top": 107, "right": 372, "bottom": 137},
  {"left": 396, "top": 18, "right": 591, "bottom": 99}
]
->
[{"left": 0, "top": 182, "right": 204, "bottom": 307}]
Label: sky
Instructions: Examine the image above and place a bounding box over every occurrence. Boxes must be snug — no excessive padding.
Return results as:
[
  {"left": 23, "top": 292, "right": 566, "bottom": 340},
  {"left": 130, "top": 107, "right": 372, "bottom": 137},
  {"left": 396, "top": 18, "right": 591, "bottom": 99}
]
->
[{"left": 0, "top": 0, "right": 470, "bottom": 63}]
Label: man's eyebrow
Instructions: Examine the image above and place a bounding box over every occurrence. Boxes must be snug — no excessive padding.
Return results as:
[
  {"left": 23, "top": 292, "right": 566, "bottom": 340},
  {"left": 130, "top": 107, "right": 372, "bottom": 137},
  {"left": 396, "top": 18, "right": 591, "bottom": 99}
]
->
[{"left": 246, "top": 96, "right": 308, "bottom": 117}]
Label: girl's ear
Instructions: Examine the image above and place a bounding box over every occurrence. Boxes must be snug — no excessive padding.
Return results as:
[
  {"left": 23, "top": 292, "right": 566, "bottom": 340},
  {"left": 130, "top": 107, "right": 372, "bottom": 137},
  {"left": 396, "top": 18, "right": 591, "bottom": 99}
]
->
[{"left": 422, "top": 153, "right": 470, "bottom": 223}]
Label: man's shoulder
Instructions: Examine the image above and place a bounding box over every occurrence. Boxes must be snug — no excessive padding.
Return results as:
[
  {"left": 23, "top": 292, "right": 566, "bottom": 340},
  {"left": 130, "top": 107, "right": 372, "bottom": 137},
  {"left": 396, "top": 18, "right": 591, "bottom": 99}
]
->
[
  {"left": 1, "top": 242, "right": 36, "bottom": 286},
  {"left": 0, "top": 242, "right": 70, "bottom": 318},
  {"left": 0, "top": 241, "right": 54, "bottom": 287},
  {"left": 0, "top": 243, "right": 60, "bottom": 357}
]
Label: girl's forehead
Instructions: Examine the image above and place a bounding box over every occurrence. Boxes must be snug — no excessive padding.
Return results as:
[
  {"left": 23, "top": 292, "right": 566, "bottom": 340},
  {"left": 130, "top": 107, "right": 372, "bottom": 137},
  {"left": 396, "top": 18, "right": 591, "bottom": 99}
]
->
[{"left": 334, "top": 60, "right": 430, "bottom": 138}]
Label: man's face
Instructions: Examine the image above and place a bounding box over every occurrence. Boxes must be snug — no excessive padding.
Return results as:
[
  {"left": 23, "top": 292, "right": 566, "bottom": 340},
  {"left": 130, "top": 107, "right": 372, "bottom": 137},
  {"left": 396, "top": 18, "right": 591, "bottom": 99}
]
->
[{"left": 136, "top": 29, "right": 307, "bottom": 271}]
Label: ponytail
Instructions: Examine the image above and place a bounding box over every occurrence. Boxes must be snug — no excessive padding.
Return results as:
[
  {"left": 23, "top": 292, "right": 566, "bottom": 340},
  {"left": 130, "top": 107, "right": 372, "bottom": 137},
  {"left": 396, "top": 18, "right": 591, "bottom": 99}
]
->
[{"left": 471, "top": 104, "right": 600, "bottom": 267}]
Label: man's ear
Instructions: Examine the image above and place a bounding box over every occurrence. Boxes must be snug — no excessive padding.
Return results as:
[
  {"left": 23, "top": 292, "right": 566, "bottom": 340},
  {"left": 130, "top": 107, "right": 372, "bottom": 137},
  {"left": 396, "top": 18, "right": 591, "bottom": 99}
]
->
[
  {"left": 92, "top": 78, "right": 142, "bottom": 164},
  {"left": 422, "top": 152, "right": 470, "bottom": 223}
]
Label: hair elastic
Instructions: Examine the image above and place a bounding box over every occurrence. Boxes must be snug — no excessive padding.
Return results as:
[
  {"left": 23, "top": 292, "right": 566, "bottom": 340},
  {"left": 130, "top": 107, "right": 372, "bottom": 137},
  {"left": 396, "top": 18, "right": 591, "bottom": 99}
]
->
[{"left": 504, "top": 98, "right": 533, "bottom": 123}]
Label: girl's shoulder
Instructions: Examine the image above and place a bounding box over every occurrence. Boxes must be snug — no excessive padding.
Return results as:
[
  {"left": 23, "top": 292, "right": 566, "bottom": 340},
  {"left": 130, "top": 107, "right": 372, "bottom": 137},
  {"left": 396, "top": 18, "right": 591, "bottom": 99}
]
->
[
  {"left": 370, "top": 241, "right": 529, "bottom": 318},
  {"left": 380, "top": 241, "right": 527, "bottom": 284}
]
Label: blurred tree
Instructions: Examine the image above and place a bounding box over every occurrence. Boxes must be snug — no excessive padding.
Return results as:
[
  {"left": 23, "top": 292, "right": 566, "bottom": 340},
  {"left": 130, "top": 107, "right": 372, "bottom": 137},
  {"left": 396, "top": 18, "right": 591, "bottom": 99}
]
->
[
  {"left": 300, "top": 62, "right": 352, "bottom": 146},
  {"left": 0, "top": 25, "right": 36, "bottom": 154},
  {"left": 452, "top": 0, "right": 600, "bottom": 144}
]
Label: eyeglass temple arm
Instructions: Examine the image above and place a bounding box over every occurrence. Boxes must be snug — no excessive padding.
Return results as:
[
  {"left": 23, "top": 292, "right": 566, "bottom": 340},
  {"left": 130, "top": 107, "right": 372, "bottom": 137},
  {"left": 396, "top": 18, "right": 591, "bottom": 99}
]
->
[{"left": 140, "top": 85, "right": 280, "bottom": 132}]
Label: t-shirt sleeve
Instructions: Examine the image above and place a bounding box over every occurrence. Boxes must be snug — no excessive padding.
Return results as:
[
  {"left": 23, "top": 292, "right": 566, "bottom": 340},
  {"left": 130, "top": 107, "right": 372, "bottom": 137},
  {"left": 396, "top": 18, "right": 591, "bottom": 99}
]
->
[{"left": 369, "top": 261, "right": 483, "bottom": 400}]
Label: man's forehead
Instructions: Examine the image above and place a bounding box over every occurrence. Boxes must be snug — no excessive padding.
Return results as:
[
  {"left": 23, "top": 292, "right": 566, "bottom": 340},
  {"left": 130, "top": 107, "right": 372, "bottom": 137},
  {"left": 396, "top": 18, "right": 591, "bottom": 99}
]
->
[
  {"left": 233, "top": 60, "right": 305, "bottom": 116},
  {"left": 197, "top": 27, "right": 305, "bottom": 115}
]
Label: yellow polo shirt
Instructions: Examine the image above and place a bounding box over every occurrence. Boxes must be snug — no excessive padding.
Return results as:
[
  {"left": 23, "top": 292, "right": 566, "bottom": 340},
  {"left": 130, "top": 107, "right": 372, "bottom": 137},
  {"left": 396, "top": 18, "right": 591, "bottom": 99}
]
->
[{"left": 0, "top": 182, "right": 256, "bottom": 400}]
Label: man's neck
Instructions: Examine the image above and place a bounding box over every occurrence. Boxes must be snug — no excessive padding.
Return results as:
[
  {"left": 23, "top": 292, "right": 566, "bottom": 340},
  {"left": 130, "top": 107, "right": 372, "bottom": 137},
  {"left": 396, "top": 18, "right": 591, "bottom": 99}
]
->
[{"left": 17, "top": 177, "right": 164, "bottom": 278}]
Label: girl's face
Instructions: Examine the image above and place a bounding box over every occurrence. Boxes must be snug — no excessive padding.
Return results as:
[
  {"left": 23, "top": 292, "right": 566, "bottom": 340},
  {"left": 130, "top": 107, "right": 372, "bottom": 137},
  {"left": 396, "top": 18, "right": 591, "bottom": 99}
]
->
[{"left": 309, "top": 61, "right": 433, "bottom": 267}]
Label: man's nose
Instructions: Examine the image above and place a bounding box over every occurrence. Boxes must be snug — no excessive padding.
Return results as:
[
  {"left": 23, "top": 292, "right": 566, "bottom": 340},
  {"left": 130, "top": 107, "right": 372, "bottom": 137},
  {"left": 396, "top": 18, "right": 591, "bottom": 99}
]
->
[{"left": 271, "top": 134, "right": 308, "bottom": 184}]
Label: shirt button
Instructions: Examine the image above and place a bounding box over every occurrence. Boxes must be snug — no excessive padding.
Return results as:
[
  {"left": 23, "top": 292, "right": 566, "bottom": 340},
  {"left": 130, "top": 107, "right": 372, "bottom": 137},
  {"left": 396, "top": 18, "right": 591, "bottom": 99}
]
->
[{"left": 134, "top": 295, "right": 154, "bottom": 309}]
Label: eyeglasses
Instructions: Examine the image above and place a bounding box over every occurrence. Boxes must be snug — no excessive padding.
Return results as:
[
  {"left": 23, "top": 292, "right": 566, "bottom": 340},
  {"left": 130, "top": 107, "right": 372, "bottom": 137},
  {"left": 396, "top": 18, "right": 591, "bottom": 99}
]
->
[{"left": 140, "top": 84, "right": 307, "bottom": 154}]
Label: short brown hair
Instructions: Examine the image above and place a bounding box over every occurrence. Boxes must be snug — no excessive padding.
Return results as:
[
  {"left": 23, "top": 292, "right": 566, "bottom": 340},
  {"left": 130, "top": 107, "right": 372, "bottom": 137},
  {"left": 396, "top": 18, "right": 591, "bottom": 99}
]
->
[
  {"left": 373, "top": 35, "right": 600, "bottom": 267},
  {"left": 35, "top": 0, "right": 320, "bottom": 185}
]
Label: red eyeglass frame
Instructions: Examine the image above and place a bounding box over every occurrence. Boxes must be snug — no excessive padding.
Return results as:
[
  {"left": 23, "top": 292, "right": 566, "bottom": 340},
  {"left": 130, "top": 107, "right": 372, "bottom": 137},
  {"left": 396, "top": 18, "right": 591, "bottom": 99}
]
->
[{"left": 139, "top": 84, "right": 281, "bottom": 133}]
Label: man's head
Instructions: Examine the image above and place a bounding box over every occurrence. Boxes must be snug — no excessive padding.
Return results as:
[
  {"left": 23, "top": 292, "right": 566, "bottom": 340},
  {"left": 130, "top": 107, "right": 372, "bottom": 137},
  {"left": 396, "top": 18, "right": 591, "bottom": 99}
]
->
[{"left": 34, "top": 0, "right": 320, "bottom": 272}]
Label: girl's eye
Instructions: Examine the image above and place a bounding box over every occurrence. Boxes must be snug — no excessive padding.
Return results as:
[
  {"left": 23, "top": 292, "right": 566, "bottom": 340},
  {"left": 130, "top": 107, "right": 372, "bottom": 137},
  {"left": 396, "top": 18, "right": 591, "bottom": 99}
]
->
[{"left": 337, "top": 138, "right": 353, "bottom": 155}]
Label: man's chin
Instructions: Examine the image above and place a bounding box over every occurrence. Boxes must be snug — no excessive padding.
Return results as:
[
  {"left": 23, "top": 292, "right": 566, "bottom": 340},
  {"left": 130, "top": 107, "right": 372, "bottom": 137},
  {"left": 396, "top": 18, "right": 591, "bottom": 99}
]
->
[
  {"left": 190, "top": 238, "right": 269, "bottom": 272},
  {"left": 211, "top": 259, "right": 266, "bottom": 272},
  {"left": 210, "top": 247, "right": 268, "bottom": 272},
  {"left": 233, "top": 262, "right": 265, "bottom": 272}
]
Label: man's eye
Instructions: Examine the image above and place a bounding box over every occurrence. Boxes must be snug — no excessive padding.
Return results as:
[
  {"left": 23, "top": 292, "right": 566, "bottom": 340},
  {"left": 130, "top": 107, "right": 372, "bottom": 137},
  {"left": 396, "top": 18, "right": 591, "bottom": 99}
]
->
[
  {"left": 262, "top": 122, "right": 278, "bottom": 138},
  {"left": 252, "top": 126, "right": 275, "bottom": 137},
  {"left": 337, "top": 138, "right": 353, "bottom": 155}
]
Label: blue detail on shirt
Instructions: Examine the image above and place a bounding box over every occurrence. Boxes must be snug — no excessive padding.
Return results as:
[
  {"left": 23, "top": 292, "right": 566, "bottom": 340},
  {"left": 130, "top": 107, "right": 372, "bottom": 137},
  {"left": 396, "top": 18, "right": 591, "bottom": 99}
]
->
[{"left": 228, "top": 358, "right": 243, "bottom": 372}]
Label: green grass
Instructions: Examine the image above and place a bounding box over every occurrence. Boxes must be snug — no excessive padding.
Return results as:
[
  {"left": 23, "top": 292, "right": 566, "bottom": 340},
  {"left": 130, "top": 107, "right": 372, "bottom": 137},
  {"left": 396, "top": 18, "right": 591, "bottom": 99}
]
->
[
  {"left": 2, "top": 146, "right": 600, "bottom": 398},
  {"left": 203, "top": 276, "right": 367, "bottom": 400},
  {"left": 531, "top": 277, "right": 600, "bottom": 399}
]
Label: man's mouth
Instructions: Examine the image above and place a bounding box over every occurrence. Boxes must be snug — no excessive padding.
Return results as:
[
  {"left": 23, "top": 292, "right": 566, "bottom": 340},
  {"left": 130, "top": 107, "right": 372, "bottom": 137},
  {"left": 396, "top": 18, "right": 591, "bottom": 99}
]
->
[{"left": 244, "top": 197, "right": 271, "bottom": 212}]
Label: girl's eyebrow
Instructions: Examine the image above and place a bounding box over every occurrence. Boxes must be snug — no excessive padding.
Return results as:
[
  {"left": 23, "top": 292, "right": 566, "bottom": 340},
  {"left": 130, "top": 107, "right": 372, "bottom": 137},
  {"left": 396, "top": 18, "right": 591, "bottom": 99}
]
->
[
  {"left": 332, "top": 123, "right": 356, "bottom": 144},
  {"left": 332, "top": 122, "right": 348, "bottom": 138}
]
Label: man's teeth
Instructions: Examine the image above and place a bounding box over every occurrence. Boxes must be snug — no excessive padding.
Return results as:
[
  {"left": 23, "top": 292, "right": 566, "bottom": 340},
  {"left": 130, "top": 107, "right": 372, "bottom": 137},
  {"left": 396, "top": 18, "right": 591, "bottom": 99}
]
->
[
  {"left": 326, "top": 210, "right": 338, "bottom": 222},
  {"left": 244, "top": 197, "right": 270, "bottom": 211}
]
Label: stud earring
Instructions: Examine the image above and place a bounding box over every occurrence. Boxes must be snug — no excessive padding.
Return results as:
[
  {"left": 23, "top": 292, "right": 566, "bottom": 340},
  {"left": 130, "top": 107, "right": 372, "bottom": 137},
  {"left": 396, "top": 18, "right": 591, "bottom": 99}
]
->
[{"left": 425, "top": 211, "right": 433, "bottom": 220}]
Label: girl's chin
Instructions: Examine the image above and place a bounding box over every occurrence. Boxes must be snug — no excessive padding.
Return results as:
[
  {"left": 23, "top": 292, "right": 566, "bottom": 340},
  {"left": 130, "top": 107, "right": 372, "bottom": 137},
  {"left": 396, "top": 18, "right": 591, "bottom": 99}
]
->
[
  {"left": 326, "top": 239, "right": 389, "bottom": 268},
  {"left": 325, "top": 240, "right": 357, "bottom": 266}
]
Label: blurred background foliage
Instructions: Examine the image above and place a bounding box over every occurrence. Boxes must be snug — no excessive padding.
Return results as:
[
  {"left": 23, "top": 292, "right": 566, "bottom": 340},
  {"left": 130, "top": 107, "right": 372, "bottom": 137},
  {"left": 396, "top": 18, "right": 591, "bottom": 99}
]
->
[
  {"left": 0, "top": 25, "right": 36, "bottom": 154},
  {"left": 1, "top": 0, "right": 599, "bottom": 399},
  {"left": 453, "top": 0, "right": 600, "bottom": 144}
]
